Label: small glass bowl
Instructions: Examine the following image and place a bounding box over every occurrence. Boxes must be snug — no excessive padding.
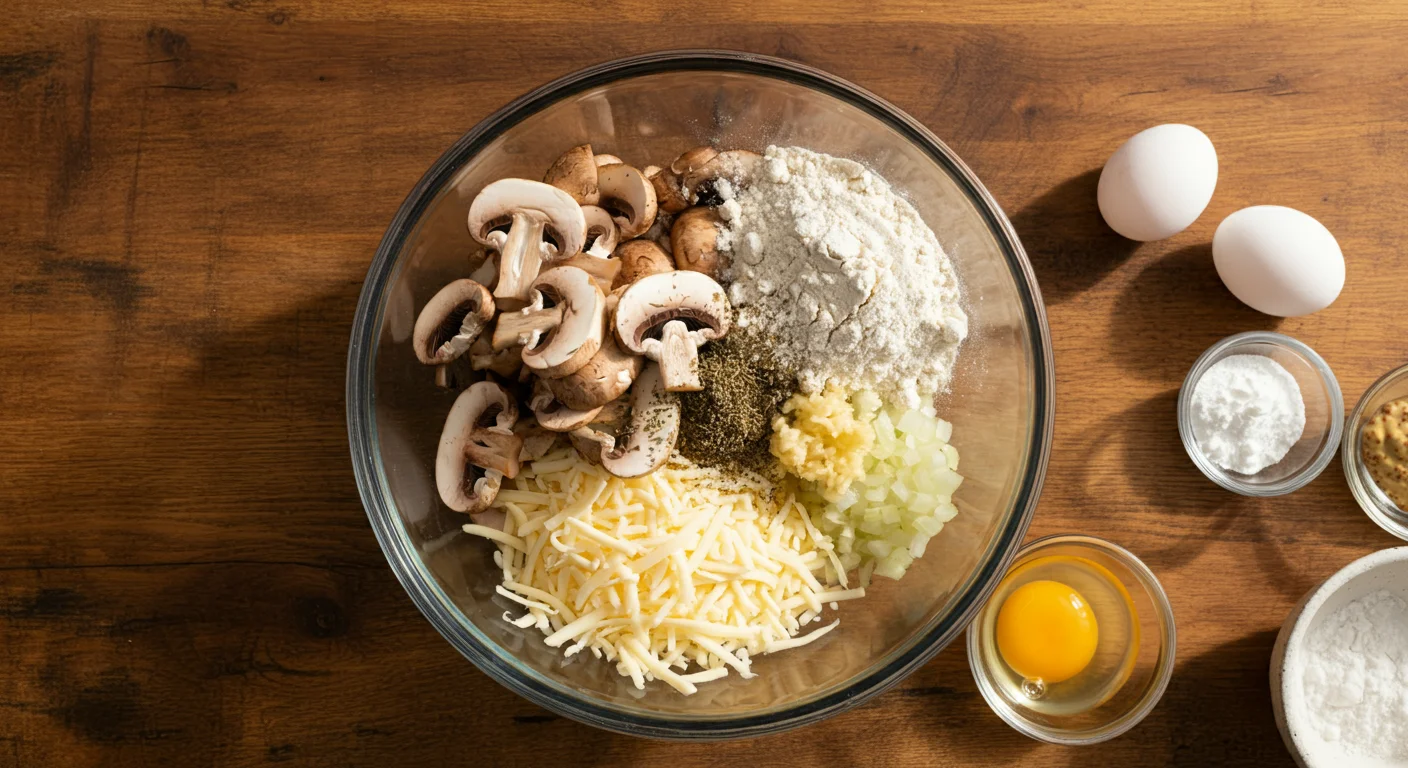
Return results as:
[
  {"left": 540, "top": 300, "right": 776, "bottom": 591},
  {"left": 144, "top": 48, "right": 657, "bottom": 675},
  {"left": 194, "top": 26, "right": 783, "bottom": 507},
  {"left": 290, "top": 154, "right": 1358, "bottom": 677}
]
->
[
  {"left": 966, "top": 535, "right": 1176, "bottom": 745},
  {"left": 1342, "top": 364, "right": 1408, "bottom": 541},
  {"left": 1178, "top": 331, "right": 1343, "bottom": 497}
]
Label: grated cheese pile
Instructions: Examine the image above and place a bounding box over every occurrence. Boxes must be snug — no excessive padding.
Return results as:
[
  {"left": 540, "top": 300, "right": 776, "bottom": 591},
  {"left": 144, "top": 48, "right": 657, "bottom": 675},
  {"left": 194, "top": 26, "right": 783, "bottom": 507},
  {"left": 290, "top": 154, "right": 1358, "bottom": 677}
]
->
[{"left": 463, "top": 450, "right": 864, "bottom": 695}]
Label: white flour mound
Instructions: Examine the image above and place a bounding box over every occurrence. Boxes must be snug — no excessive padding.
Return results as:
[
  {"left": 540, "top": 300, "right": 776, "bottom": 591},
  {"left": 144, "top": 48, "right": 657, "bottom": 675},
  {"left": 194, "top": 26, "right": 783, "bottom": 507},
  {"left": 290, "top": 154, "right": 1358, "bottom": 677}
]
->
[{"left": 718, "top": 146, "right": 968, "bottom": 408}]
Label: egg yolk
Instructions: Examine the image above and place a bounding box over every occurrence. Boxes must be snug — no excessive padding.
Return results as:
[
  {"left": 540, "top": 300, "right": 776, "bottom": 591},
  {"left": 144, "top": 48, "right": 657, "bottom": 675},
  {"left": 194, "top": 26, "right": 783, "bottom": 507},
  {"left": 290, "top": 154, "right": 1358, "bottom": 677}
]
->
[{"left": 995, "top": 580, "right": 1098, "bottom": 684}]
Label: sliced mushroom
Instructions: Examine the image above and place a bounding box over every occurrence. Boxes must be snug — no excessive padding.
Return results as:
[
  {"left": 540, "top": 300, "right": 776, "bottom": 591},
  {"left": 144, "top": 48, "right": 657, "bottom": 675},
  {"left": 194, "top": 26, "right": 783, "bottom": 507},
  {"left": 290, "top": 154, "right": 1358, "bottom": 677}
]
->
[
  {"left": 553, "top": 252, "right": 621, "bottom": 295},
  {"left": 614, "top": 270, "right": 731, "bottom": 392},
  {"left": 529, "top": 379, "right": 603, "bottom": 432},
  {"left": 467, "top": 178, "right": 586, "bottom": 303},
  {"left": 599, "top": 364, "right": 680, "bottom": 478},
  {"left": 491, "top": 301, "right": 563, "bottom": 352},
  {"left": 468, "top": 251, "right": 499, "bottom": 290},
  {"left": 596, "top": 164, "right": 658, "bottom": 239},
  {"left": 413, "top": 279, "right": 495, "bottom": 366},
  {"left": 568, "top": 398, "right": 630, "bottom": 463},
  {"left": 581, "top": 205, "right": 619, "bottom": 258},
  {"left": 516, "top": 266, "right": 606, "bottom": 378},
  {"left": 683, "top": 149, "right": 762, "bottom": 203},
  {"left": 513, "top": 415, "right": 560, "bottom": 462},
  {"left": 594, "top": 153, "right": 623, "bottom": 167},
  {"left": 647, "top": 164, "right": 690, "bottom": 214},
  {"left": 469, "top": 334, "right": 523, "bottom": 379},
  {"left": 670, "top": 146, "right": 718, "bottom": 176},
  {"left": 671, "top": 207, "right": 727, "bottom": 279},
  {"left": 436, "top": 382, "right": 524, "bottom": 513},
  {"left": 542, "top": 331, "right": 642, "bottom": 411},
  {"left": 543, "top": 144, "right": 599, "bottom": 205},
  {"left": 611, "top": 239, "right": 675, "bottom": 290}
]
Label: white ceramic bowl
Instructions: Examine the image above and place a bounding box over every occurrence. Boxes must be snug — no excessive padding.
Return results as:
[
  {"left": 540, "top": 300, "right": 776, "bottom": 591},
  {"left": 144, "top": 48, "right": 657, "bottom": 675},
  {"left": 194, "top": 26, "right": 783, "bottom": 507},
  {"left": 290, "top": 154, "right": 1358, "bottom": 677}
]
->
[{"left": 1271, "top": 547, "right": 1408, "bottom": 767}]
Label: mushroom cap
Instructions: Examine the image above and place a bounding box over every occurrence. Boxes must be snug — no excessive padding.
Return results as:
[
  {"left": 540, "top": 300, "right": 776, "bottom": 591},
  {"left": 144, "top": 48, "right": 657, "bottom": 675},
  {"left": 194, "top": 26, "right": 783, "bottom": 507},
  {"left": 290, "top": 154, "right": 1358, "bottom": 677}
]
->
[
  {"left": 596, "top": 164, "right": 658, "bottom": 240},
  {"left": 529, "top": 380, "right": 605, "bottom": 432},
  {"left": 682, "top": 149, "right": 762, "bottom": 200},
  {"left": 611, "top": 239, "right": 675, "bottom": 290},
  {"left": 520, "top": 266, "right": 606, "bottom": 378},
  {"left": 670, "top": 207, "right": 727, "bottom": 280},
  {"left": 466, "top": 178, "right": 587, "bottom": 260},
  {"left": 648, "top": 166, "right": 690, "bottom": 214},
  {"left": 543, "top": 331, "right": 643, "bottom": 411},
  {"left": 671, "top": 146, "right": 719, "bottom": 176},
  {"left": 614, "top": 270, "right": 732, "bottom": 358},
  {"left": 412, "top": 279, "right": 495, "bottom": 365},
  {"left": 594, "top": 153, "right": 623, "bottom": 167},
  {"left": 581, "top": 204, "right": 620, "bottom": 259},
  {"left": 543, "top": 145, "right": 599, "bottom": 205},
  {"left": 600, "top": 364, "right": 680, "bottom": 478},
  {"left": 436, "top": 382, "right": 523, "bottom": 513}
]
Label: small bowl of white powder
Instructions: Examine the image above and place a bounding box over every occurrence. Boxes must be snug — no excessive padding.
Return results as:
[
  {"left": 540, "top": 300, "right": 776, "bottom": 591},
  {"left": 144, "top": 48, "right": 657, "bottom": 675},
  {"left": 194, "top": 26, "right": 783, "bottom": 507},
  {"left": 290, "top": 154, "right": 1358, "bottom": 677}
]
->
[
  {"left": 1272, "top": 546, "right": 1408, "bottom": 767},
  {"left": 1178, "top": 331, "right": 1343, "bottom": 496}
]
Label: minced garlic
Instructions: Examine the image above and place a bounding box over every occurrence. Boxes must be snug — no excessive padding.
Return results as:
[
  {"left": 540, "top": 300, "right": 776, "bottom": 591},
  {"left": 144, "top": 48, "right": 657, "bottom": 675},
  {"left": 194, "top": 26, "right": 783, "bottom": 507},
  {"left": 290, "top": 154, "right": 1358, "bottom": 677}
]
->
[{"left": 769, "top": 384, "right": 877, "bottom": 500}]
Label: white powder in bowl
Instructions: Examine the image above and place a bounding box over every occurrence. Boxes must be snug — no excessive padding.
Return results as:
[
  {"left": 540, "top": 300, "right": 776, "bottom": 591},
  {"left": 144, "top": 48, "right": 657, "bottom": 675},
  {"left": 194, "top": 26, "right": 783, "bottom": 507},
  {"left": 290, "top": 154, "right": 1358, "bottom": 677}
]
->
[
  {"left": 1301, "top": 589, "right": 1408, "bottom": 763},
  {"left": 718, "top": 146, "right": 968, "bottom": 408},
  {"left": 1189, "top": 354, "right": 1306, "bottom": 475}
]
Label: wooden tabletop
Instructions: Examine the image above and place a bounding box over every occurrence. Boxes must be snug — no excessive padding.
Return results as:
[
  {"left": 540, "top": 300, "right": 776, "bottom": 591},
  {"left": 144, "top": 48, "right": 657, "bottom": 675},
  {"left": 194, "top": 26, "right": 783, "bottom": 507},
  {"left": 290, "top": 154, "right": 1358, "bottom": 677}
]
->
[{"left": 5, "top": 1, "right": 1408, "bottom": 765}]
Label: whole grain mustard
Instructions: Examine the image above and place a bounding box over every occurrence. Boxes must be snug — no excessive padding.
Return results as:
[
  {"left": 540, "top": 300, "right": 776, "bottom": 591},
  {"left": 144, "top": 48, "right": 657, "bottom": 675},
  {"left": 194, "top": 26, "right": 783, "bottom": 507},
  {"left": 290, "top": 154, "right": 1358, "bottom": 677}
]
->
[{"left": 1362, "top": 398, "right": 1408, "bottom": 509}]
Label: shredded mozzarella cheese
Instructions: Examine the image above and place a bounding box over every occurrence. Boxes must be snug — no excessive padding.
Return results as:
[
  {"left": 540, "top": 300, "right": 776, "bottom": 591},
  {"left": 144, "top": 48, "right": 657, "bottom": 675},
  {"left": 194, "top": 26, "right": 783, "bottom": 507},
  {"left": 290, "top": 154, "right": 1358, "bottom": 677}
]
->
[{"left": 462, "top": 450, "right": 861, "bottom": 694}]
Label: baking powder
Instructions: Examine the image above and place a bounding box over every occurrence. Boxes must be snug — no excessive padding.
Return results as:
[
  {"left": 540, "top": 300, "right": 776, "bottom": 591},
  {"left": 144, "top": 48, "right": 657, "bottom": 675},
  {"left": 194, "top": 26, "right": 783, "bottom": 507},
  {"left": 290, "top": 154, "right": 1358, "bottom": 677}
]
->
[
  {"left": 1189, "top": 354, "right": 1305, "bottom": 475},
  {"left": 1302, "top": 589, "right": 1408, "bottom": 761},
  {"left": 717, "top": 146, "right": 968, "bottom": 408}
]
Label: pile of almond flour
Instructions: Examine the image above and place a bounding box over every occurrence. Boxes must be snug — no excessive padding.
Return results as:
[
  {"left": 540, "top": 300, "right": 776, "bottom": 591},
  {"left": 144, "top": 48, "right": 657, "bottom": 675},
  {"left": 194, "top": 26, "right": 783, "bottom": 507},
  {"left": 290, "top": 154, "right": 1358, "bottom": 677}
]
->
[{"left": 717, "top": 145, "right": 968, "bottom": 408}]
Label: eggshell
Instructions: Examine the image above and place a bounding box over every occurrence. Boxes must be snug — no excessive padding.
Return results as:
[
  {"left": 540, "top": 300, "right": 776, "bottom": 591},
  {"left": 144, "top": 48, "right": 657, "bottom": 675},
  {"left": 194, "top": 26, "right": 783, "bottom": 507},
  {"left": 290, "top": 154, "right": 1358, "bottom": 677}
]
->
[
  {"left": 1097, "top": 124, "right": 1218, "bottom": 241},
  {"left": 1213, "top": 206, "right": 1344, "bottom": 317}
]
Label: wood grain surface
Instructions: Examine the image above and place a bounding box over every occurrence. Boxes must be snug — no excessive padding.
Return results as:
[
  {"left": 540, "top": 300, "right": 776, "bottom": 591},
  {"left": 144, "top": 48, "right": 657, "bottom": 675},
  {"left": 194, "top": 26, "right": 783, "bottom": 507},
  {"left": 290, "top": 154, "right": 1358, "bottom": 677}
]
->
[{"left": 4, "top": 1, "right": 1407, "bottom": 765}]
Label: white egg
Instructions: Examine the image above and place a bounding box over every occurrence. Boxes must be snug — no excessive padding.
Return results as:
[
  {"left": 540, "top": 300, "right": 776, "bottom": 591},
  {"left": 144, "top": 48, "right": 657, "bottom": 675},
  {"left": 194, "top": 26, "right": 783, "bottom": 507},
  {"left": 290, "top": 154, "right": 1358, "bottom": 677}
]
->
[
  {"left": 1213, "top": 206, "right": 1344, "bottom": 317},
  {"left": 1097, "top": 124, "right": 1218, "bottom": 241}
]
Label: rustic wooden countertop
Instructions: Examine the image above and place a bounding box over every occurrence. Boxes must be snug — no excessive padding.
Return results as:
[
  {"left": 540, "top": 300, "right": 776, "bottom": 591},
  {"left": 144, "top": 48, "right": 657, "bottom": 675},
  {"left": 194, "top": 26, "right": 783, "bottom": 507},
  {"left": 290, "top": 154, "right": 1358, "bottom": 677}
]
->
[{"left": 4, "top": 1, "right": 1407, "bottom": 765}]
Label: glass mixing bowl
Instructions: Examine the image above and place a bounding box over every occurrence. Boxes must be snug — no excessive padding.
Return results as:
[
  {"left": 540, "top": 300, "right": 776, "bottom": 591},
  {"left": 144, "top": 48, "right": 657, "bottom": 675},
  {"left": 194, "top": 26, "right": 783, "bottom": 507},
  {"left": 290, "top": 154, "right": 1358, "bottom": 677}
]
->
[{"left": 347, "top": 51, "right": 1054, "bottom": 739}]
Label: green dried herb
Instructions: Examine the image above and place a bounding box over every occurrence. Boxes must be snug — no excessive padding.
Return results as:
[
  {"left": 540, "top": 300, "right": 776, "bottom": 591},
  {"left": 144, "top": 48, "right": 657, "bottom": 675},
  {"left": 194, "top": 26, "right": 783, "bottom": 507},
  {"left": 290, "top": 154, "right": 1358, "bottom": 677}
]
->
[{"left": 678, "top": 329, "right": 793, "bottom": 473}]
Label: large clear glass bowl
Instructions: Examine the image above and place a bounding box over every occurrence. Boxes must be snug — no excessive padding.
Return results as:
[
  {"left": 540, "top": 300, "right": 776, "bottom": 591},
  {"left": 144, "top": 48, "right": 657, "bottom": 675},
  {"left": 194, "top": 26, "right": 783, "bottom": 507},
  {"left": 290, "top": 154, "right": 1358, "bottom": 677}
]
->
[{"left": 347, "top": 51, "right": 1054, "bottom": 739}]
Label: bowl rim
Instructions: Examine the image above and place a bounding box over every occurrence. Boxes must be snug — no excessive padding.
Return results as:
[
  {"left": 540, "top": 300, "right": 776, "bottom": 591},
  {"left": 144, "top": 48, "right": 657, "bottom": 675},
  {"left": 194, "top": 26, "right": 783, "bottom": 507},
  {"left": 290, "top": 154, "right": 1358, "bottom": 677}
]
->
[
  {"left": 1341, "top": 363, "right": 1408, "bottom": 541},
  {"left": 1273, "top": 546, "right": 1408, "bottom": 767},
  {"left": 346, "top": 49, "right": 1055, "bottom": 739},
  {"left": 965, "top": 533, "right": 1177, "bottom": 745},
  {"left": 1176, "top": 331, "right": 1343, "bottom": 497}
]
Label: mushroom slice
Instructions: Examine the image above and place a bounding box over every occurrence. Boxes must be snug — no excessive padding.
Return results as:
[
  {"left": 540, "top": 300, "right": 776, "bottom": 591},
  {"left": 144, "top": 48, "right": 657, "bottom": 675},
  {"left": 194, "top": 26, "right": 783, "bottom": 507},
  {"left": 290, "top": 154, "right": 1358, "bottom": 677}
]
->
[
  {"left": 600, "top": 364, "right": 680, "bottom": 478},
  {"left": 671, "top": 207, "right": 727, "bottom": 280},
  {"left": 469, "top": 334, "right": 523, "bottom": 379},
  {"left": 581, "top": 205, "right": 620, "bottom": 259},
  {"left": 517, "top": 266, "right": 606, "bottom": 378},
  {"left": 683, "top": 149, "right": 762, "bottom": 203},
  {"left": 543, "top": 144, "right": 599, "bottom": 205},
  {"left": 614, "top": 271, "right": 731, "bottom": 392},
  {"left": 566, "top": 398, "right": 629, "bottom": 464},
  {"left": 529, "top": 379, "right": 604, "bottom": 432},
  {"left": 647, "top": 165, "right": 689, "bottom": 214},
  {"left": 513, "top": 415, "right": 560, "bottom": 462},
  {"left": 543, "top": 331, "right": 643, "bottom": 411},
  {"left": 593, "top": 153, "right": 623, "bottom": 167},
  {"left": 491, "top": 293, "right": 563, "bottom": 352},
  {"left": 670, "top": 146, "right": 719, "bottom": 176},
  {"left": 611, "top": 239, "right": 675, "bottom": 290},
  {"left": 436, "top": 382, "right": 525, "bottom": 513},
  {"left": 554, "top": 252, "right": 621, "bottom": 295},
  {"left": 413, "top": 279, "right": 496, "bottom": 366},
  {"left": 596, "top": 164, "right": 658, "bottom": 240},
  {"left": 467, "top": 178, "right": 587, "bottom": 303}
]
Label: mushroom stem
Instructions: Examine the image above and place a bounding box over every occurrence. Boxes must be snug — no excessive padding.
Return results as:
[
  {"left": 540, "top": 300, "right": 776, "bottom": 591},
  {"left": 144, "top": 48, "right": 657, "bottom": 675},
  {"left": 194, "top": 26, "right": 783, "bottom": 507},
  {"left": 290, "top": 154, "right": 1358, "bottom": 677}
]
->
[
  {"left": 657, "top": 320, "right": 703, "bottom": 392},
  {"left": 492, "top": 303, "right": 565, "bottom": 351},
  {"left": 495, "top": 211, "right": 550, "bottom": 302}
]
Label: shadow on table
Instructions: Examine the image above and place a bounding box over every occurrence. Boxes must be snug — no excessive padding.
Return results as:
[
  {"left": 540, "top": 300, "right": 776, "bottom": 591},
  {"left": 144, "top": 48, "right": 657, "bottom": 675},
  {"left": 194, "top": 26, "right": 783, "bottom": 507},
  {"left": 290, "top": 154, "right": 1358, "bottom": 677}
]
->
[
  {"left": 1105, "top": 630, "right": 1293, "bottom": 767},
  {"left": 1009, "top": 168, "right": 1141, "bottom": 305},
  {"left": 1109, "top": 243, "right": 1282, "bottom": 385}
]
